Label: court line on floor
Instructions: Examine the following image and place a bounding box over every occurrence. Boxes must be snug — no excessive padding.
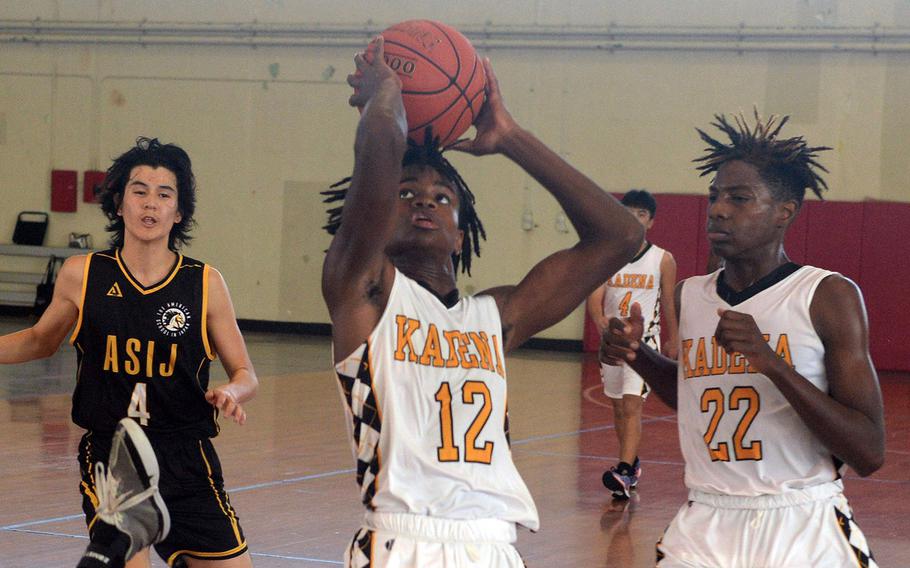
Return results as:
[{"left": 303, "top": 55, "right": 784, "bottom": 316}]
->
[
  {"left": 511, "top": 415, "right": 675, "bottom": 446},
  {"left": 229, "top": 467, "right": 356, "bottom": 493},
  {"left": 519, "top": 450, "right": 686, "bottom": 466},
  {"left": 1, "top": 529, "right": 343, "bottom": 565},
  {"left": 1, "top": 514, "right": 85, "bottom": 530},
  {"left": 251, "top": 552, "right": 343, "bottom": 564},
  {"left": 582, "top": 383, "right": 678, "bottom": 422},
  {"left": 2, "top": 422, "right": 674, "bottom": 532}
]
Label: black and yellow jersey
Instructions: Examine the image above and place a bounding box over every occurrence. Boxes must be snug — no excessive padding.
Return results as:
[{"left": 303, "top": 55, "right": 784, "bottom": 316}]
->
[{"left": 70, "top": 248, "right": 218, "bottom": 438}]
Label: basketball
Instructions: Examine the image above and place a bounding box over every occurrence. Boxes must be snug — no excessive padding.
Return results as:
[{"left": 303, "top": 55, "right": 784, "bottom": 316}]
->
[{"left": 378, "top": 20, "right": 486, "bottom": 147}]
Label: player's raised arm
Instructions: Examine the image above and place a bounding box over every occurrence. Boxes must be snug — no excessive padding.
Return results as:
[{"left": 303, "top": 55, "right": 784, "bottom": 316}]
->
[
  {"left": 322, "top": 37, "right": 408, "bottom": 359},
  {"left": 452, "top": 59, "right": 643, "bottom": 351}
]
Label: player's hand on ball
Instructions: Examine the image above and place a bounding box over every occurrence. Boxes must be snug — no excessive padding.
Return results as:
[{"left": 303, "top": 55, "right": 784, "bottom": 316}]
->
[
  {"left": 206, "top": 386, "right": 247, "bottom": 425},
  {"left": 448, "top": 58, "right": 517, "bottom": 155},
  {"left": 348, "top": 36, "right": 401, "bottom": 108},
  {"left": 599, "top": 302, "right": 645, "bottom": 365}
]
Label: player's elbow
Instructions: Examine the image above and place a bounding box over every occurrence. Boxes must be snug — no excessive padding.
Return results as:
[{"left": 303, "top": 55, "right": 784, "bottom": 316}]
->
[
  {"left": 848, "top": 432, "right": 885, "bottom": 477},
  {"left": 852, "top": 448, "right": 885, "bottom": 477},
  {"left": 29, "top": 328, "right": 60, "bottom": 360},
  {"left": 622, "top": 223, "right": 646, "bottom": 261},
  {"left": 609, "top": 222, "right": 645, "bottom": 266}
]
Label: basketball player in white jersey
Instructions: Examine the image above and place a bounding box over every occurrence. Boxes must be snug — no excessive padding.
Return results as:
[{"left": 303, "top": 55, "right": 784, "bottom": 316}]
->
[
  {"left": 322, "top": 37, "right": 643, "bottom": 567},
  {"left": 586, "top": 189, "right": 678, "bottom": 499},
  {"left": 600, "top": 112, "right": 884, "bottom": 567}
]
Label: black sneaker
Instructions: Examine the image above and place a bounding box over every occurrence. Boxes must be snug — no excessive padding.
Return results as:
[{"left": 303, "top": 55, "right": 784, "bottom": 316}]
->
[
  {"left": 93, "top": 418, "right": 170, "bottom": 560},
  {"left": 602, "top": 462, "right": 639, "bottom": 499}
]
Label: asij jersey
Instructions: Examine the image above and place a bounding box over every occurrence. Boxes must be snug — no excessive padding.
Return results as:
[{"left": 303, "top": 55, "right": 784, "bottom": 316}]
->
[{"left": 70, "top": 249, "right": 217, "bottom": 438}]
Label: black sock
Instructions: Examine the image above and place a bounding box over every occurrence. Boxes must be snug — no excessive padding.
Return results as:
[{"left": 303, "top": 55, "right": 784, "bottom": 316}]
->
[{"left": 76, "top": 521, "right": 131, "bottom": 568}]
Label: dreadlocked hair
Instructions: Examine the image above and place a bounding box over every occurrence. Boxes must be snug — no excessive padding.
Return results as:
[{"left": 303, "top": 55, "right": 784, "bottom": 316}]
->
[
  {"left": 322, "top": 129, "right": 486, "bottom": 276},
  {"left": 694, "top": 109, "right": 831, "bottom": 205}
]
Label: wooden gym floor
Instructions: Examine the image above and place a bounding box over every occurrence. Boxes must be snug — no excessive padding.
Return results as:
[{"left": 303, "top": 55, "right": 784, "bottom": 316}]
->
[{"left": 0, "top": 316, "right": 907, "bottom": 567}]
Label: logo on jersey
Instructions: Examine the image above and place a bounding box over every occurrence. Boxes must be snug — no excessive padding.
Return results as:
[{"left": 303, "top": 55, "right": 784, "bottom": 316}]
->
[
  {"left": 156, "top": 302, "right": 191, "bottom": 337},
  {"left": 107, "top": 282, "right": 123, "bottom": 297},
  {"left": 606, "top": 272, "right": 654, "bottom": 289}
]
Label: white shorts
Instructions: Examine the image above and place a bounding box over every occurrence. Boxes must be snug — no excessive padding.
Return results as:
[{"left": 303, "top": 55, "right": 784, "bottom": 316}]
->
[
  {"left": 600, "top": 335, "right": 657, "bottom": 399},
  {"left": 656, "top": 482, "right": 877, "bottom": 568},
  {"left": 345, "top": 512, "right": 525, "bottom": 568}
]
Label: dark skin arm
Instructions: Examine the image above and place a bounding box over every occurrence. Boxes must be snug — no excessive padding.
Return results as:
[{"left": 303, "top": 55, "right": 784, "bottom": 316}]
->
[
  {"left": 599, "top": 282, "right": 682, "bottom": 409},
  {"left": 714, "top": 274, "right": 884, "bottom": 476},
  {"left": 453, "top": 60, "right": 643, "bottom": 352},
  {"left": 322, "top": 37, "right": 408, "bottom": 362}
]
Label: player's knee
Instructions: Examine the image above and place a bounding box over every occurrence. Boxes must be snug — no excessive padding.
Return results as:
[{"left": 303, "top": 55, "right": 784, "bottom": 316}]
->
[{"left": 621, "top": 396, "right": 643, "bottom": 416}]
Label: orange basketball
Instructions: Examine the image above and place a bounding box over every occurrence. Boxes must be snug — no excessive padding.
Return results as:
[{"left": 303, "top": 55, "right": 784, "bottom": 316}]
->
[{"left": 379, "top": 20, "right": 486, "bottom": 147}]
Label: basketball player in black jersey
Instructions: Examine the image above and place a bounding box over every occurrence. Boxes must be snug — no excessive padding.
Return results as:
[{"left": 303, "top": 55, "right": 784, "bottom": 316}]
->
[
  {"left": 322, "top": 37, "right": 643, "bottom": 566},
  {"left": 0, "top": 138, "right": 258, "bottom": 568}
]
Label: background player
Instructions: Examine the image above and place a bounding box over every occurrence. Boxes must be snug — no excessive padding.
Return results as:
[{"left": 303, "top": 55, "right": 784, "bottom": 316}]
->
[
  {"left": 586, "top": 189, "right": 678, "bottom": 499},
  {"left": 0, "top": 138, "right": 258, "bottom": 568},
  {"left": 600, "top": 112, "right": 885, "bottom": 567},
  {"left": 322, "top": 37, "right": 643, "bottom": 567}
]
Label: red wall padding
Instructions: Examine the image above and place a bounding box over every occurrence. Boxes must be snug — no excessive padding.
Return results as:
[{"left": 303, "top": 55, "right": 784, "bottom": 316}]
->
[
  {"left": 648, "top": 194, "right": 703, "bottom": 281},
  {"left": 805, "top": 201, "right": 864, "bottom": 284},
  {"left": 582, "top": 194, "right": 909, "bottom": 372},
  {"left": 859, "top": 202, "right": 910, "bottom": 371}
]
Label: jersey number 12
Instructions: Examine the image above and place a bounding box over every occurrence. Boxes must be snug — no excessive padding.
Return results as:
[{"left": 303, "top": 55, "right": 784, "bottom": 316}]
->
[{"left": 435, "top": 381, "right": 494, "bottom": 464}]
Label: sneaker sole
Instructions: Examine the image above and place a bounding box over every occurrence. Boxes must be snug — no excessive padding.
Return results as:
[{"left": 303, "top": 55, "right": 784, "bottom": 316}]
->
[
  {"left": 117, "top": 418, "right": 171, "bottom": 541},
  {"left": 602, "top": 471, "right": 631, "bottom": 499}
]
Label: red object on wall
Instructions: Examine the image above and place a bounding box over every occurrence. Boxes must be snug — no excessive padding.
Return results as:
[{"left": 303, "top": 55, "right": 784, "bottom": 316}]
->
[
  {"left": 83, "top": 170, "right": 106, "bottom": 203},
  {"left": 50, "top": 170, "right": 78, "bottom": 212}
]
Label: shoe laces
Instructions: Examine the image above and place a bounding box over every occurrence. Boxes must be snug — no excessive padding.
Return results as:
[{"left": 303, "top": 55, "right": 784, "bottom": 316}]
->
[{"left": 94, "top": 462, "right": 159, "bottom": 527}]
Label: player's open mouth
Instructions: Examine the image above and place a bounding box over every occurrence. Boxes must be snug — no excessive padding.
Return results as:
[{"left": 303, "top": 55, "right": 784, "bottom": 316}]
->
[
  {"left": 142, "top": 216, "right": 157, "bottom": 226},
  {"left": 412, "top": 213, "right": 437, "bottom": 229}
]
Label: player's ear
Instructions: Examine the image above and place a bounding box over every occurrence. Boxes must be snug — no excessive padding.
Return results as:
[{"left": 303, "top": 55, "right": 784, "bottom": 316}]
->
[
  {"left": 454, "top": 229, "right": 464, "bottom": 254},
  {"left": 776, "top": 199, "right": 798, "bottom": 228}
]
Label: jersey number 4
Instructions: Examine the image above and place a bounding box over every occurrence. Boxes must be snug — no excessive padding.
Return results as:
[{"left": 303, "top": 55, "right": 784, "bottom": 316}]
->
[
  {"left": 127, "top": 382, "right": 151, "bottom": 426},
  {"left": 618, "top": 291, "right": 633, "bottom": 318},
  {"left": 435, "top": 381, "right": 494, "bottom": 464},
  {"left": 701, "top": 386, "right": 762, "bottom": 462}
]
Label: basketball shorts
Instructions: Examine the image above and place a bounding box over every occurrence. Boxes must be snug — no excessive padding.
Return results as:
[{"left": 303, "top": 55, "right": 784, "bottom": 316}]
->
[
  {"left": 345, "top": 512, "right": 526, "bottom": 568},
  {"left": 601, "top": 335, "right": 658, "bottom": 399},
  {"left": 656, "top": 481, "right": 877, "bottom": 568},
  {"left": 78, "top": 430, "right": 248, "bottom": 566}
]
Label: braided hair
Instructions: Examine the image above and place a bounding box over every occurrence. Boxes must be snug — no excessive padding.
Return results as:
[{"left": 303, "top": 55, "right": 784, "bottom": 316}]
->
[
  {"left": 323, "top": 131, "right": 485, "bottom": 275},
  {"left": 694, "top": 109, "right": 830, "bottom": 204}
]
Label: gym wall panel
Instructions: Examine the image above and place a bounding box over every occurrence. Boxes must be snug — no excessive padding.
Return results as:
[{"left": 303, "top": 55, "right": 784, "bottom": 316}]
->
[
  {"left": 805, "top": 200, "right": 864, "bottom": 283},
  {"left": 859, "top": 201, "right": 910, "bottom": 371},
  {"left": 648, "top": 193, "right": 704, "bottom": 282},
  {"left": 695, "top": 196, "right": 713, "bottom": 276}
]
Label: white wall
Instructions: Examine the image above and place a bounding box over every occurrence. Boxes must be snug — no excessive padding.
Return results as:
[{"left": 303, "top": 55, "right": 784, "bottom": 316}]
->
[{"left": 2, "top": 1, "right": 909, "bottom": 339}]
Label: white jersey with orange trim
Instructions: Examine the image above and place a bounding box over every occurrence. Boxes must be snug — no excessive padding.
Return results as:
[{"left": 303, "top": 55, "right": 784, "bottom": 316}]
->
[
  {"left": 677, "top": 265, "right": 842, "bottom": 496},
  {"left": 602, "top": 242, "right": 665, "bottom": 341},
  {"left": 334, "top": 268, "right": 539, "bottom": 530}
]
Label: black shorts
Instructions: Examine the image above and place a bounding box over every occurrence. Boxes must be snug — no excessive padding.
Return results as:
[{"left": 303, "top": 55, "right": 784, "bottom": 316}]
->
[{"left": 78, "top": 430, "right": 248, "bottom": 566}]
